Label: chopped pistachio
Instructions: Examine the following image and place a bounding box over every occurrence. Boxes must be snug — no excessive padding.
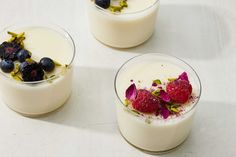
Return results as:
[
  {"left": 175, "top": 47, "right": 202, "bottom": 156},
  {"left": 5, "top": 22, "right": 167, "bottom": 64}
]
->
[
  {"left": 10, "top": 64, "right": 20, "bottom": 76},
  {"left": 25, "top": 58, "right": 35, "bottom": 63},
  {"left": 109, "top": 0, "right": 128, "bottom": 13},
  {"left": 170, "top": 107, "right": 179, "bottom": 113},
  {"left": 54, "top": 60, "right": 62, "bottom": 66},
  {"left": 153, "top": 79, "right": 162, "bottom": 85},
  {"left": 17, "top": 32, "right": 25, "bottom": 39},
  {"left": 168, "top": 78, "right": 177, "bottom": 82},
  {"left": 109, "top": 6, "right": 123, "bottom": 12},
  {"left": 152, "top": 89, "right": 160, "bottom": 96},
  {"left": 11, "top": 74, "right": 22, "bottom": 81},
  {"left": 124, "top": 99, "right": 129, "bottom": 106},
  {"left": 166, "top": 103, "right": 180, "bottom": 113},
  {"left": 7, "top": 31, "right": 18, "bottom": 37},
  {"left": 120, "top": 0, "right": 128, "bottom": 8}
]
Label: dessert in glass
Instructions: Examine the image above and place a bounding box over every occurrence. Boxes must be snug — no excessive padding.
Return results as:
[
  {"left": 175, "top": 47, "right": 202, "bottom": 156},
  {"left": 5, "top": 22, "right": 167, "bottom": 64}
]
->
[
  {"left": 87, "top": 0, "right": 159, "bottom": 48},
  {"left": 0, "top": 23, "right": 75, "bottom": 117},
  {"left": 114, "top": 53, "right": 201, "bottom": 153}
]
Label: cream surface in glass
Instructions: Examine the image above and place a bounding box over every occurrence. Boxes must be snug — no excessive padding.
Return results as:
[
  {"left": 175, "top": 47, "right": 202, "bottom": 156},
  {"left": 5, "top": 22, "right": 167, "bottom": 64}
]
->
[
  {"left": 0, "top": 24, "right": 75, "bottom": 117},
  {"left": 114, "top": 53, "right": 201, "bottom": 153},
  {"left": 87, "top": 0, "right": 159, "bottom": 48}
]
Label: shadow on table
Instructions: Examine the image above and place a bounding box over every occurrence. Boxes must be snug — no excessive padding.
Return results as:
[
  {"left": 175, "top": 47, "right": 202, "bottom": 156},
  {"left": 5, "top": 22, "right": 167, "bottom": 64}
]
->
[
  {"left": 117, "top": 4, "right": 234, "bottom": 60},
  {"left": 38, "top": 65, "right": 118, "bottom": 134},
  {"left": 146, "top": 100, "right": 236, "bottom": 157},
  {"left": 37, "top": 65, "right": 236, "bottom": 155}
]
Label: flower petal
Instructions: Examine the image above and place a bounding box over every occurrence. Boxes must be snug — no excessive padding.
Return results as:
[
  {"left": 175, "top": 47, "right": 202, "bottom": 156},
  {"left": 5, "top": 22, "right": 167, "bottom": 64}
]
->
[
  {"left": 159, "top": 90, "right": 171, "bottom": 102},
  {"left": 125, "top": 83, "right": 137, "bottom": 101},
  {"left": 161, "top": 107, "right": 170, "bottom": 119},
  {"left": 178, "top": 72, "right": 189, "bottom": 82}
]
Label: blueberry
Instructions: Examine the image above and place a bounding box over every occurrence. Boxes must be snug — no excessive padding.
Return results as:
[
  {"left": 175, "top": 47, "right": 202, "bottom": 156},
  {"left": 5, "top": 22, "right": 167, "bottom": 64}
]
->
[
  {"left": 95, "top": 0, "right": 110, "bottom": 9},
  {"left": 19, "top": 61, "right": 29, "bottom": 72},
  {"left": 39, "top": 57, "right": 55, "bottom": 72},
  {"left": 17, "top": 49, "right": 31, "bottom": 62},
  {"left": 0, "top": 41, "right": 21, "bottom": 61},
  {"left": 20, "top": 61, "right": 44, "bottom": 82},
  {"left": 0, "top": 59, "right": 14, "bottom": 73}
]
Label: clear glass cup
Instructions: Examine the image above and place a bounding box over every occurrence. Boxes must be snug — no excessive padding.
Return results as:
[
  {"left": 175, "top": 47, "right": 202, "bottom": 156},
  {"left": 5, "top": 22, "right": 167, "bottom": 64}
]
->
[
  {"left": 87, "top": 0, "right": 160, "bottom": 48},
  {"left": 114, "top": 53, "right": 202, "bottom": 153},
  {"left": 0, "top": 23, "right": 76, "bottom": 117}
]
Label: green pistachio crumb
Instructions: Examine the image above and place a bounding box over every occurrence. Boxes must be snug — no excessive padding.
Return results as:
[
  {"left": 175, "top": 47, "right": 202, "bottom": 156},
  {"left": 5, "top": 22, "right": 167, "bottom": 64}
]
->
[
  {"left": 54, "top": 60, "right": 62, "bottom": 66},
  {"left": 25, "top": 58, "right": 35, "bottom": 63},
  {"left": 153, "top": 79, "right": 162, "bottom": 85},
  {"left": 109, "top": 0, "right": 128, "bottom": 13},
  {"left": 11, "top": 64, "right": 20, "bottom": 76},
  {"left": 168, "top": 78, "right": 177, "bottom": 82},
  {"left": 7, "top": 31, "right": 18, "bottom": 37},
  {"left": 120, "top": 0, "right": 128, "bottom": 8},
  {"left": 170, "top": 107, "right": 179, "bottom": 113},
  {"left": 152, "top": 89, "right": 160, "bottom": 96},
  {"left": 124, "top": 99, "right": 129, "bottom": 106}
]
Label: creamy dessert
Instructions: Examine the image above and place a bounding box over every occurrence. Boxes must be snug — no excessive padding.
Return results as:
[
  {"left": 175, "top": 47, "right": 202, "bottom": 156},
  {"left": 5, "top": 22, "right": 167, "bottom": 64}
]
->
[
  {"left": 87, "top": 0, "right": 159, "bottom": 48},
  {"left": 114, "top": 53, "right": 201, "bottom": 153},
  {"left": 0, "top": 25, "right": 75, "bottom": 116}
]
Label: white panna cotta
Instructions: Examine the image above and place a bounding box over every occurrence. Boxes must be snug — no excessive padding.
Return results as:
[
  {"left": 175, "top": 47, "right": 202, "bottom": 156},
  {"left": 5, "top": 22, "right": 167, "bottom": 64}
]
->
[
  {"left": 0, "top": 25, "right": 75, "bottom": 116},
  {"left": 88, "top": 0, "right": 159, "bottom": 48},
  {"left": 115, "top": 53, "right": 201, "bottom": 152}
]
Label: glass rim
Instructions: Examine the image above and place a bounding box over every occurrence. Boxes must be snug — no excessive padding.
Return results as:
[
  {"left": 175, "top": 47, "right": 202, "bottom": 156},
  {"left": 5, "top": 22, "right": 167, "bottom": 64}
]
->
[
  {"left": 0, "top": 23, "right": 76, "bottom": 84},
  {"left": 114, "top": 53, "right": 202, "bottom": 119},
  {"left": 92, "top": 0, "right": 159, "bottom": 16}
]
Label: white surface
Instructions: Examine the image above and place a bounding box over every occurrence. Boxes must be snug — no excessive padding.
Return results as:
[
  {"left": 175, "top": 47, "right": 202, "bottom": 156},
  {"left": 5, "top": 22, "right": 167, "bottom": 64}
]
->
[{"left": 0, "top": 0, "right": 235, "bottom": 156}]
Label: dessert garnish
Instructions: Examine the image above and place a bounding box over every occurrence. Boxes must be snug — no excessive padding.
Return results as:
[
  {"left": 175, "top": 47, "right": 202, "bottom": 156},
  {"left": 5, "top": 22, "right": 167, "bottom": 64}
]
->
[
  {"left": 39, "top": 57, "right": 55, "bottom": 72},
  {"left": 0, "top": 59, "right": 14, "bottom": 73},
  {"left": 0, "top": 31, "right": 67, "bottom": 82},
  {"left": 95, "top": 0, "right": 110, "bottom": 9},
  {"left": 94, "top": 0, "right": 128, "bottom": 12},
  {"left": 125, "top": 72, "right": 196, "bottom": 120},
  {"left": 17, "top": 49, "right": 31, "bottom": 63},
  {"left": 20, "top": 61, "right": 44, "bottom": 82},
  {"left": 109, "top": 0, "right": 128, "bottom": 13}
]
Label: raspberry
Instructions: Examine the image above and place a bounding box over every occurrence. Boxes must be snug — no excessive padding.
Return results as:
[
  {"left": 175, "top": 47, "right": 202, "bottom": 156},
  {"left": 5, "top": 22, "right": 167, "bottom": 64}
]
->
[
  {"left": 132, "top": 89, "right": 160, "bottom": 113},
  {"left": 166, "top": 80, "right": 192, "bottom": 103}
]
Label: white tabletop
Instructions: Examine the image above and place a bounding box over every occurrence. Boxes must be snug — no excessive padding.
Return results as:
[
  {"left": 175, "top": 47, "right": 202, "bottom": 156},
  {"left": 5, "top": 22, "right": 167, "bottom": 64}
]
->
[{"left": 0, "top": 0, "right": 236, "bottom": 156}]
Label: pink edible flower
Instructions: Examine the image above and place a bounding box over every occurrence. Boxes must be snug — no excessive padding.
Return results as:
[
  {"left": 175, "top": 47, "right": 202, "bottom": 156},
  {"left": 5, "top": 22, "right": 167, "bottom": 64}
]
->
[
  {"left": 125, "top": 83, "right": 137, "bottom": 101},
  {"left": 161, "top": 107, "right": 170, "bottom": 119},
  {"left": 178, "top": 72, "right": 189, "bottom": 83},
  {"left": 159, "top": 90, "right": 171, "bottom": 102}
]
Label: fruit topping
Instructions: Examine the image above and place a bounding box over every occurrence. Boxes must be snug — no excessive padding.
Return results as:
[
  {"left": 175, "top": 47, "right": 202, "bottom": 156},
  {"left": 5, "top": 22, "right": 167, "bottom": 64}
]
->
[
  {"left": 20, "top": 61, "right": 44, "bottom": 82},
  {"left": 39, "top": 57, "right": 55, "bottom": 72},
  {"left": 95, "top": 0, "right": 110, "bottom": 9},
  {"left": 17, "top": 49, "right": 31, "bottom": 63},
  {"left": 132, "top": 89, "right": 160, "bottom": 113},
  {"left": 125, "top": 72, "right": 195, "bottom": 120},
  {"left": 166, "top": 79, "right": 192, "bottom": 104},
  {"left": 0, "top": 41, "right": 21, "bottom": 61},
  {"left": 0, "top": 59, "right": 14, "bottom": 73},
  {"left": 0, "top": 31, "right": 65, "bottom": 82}
]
